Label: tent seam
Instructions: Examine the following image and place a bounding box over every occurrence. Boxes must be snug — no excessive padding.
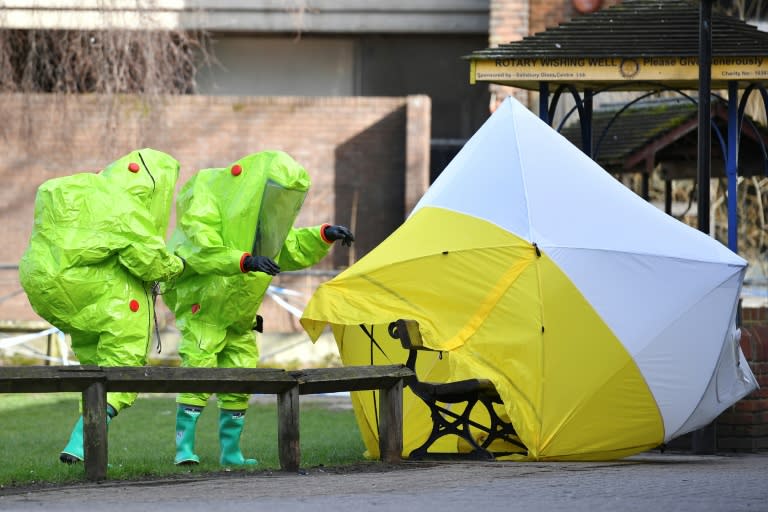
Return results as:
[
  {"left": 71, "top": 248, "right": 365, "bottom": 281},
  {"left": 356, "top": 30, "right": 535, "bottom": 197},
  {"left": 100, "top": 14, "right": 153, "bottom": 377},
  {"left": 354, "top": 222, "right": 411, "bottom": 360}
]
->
[{"left": 540, "top": 244, "right": 747, "bottom": 267}]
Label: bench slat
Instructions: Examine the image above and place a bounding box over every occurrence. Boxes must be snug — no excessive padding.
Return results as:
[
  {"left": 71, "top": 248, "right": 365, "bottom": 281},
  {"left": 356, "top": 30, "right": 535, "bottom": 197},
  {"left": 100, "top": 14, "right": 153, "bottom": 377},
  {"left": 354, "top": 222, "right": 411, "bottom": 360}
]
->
[
  {"left": 102, "top": 367, "right": 297, "bottom": 393},
  {"left": 294, "top": 365, "right": 413, "bottom": 394},
  {"left": 0, "top": 366, "right": 104, "bottom": 393}
]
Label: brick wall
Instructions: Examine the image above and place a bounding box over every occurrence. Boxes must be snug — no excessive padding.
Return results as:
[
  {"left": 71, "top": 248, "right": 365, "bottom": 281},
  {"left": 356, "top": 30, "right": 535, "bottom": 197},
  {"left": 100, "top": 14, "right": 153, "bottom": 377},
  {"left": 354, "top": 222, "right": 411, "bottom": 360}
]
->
[
  {"left": 663, "top": 305, "right": 768, "bottom": 453},
  {"left": 530, "top": 0, "right": 622, "bottom": 33},
  {"left": 489, "top": 0, "right": 530, "bottom": 107},
  {"left": 529, "top": 0, "right": 572, "bottom": 34},
  {"left": 0, "top": 93, "right": 431, "bottom": 332},
  {"left": 717, "top": 306, "right": 768, "bottom": 451}
]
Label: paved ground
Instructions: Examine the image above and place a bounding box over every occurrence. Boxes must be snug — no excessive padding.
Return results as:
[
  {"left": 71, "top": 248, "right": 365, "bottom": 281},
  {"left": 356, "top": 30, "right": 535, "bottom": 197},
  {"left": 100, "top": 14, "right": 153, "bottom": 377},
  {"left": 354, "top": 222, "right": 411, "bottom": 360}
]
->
[{"left": 1, "top": 452, "right": 766, "bottom": 512}]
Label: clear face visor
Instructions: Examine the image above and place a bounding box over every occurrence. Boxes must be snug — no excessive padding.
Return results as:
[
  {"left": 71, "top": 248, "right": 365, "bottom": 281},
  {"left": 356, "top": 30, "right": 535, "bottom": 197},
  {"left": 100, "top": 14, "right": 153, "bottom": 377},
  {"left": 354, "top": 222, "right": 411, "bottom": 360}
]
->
[{"left": 252, "top": 179, "right": 307, "bottom": 260}]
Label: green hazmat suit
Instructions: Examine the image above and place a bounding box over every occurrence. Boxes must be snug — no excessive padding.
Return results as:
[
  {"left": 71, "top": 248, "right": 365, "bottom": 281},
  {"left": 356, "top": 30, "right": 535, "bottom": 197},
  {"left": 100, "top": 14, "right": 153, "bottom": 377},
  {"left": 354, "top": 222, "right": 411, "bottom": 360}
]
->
[
  {"left": 163, "top": 150, "right": 333, "bottom": 410},
  {"left": 19, "top": 148, "right": 185, "bottom": 413}
]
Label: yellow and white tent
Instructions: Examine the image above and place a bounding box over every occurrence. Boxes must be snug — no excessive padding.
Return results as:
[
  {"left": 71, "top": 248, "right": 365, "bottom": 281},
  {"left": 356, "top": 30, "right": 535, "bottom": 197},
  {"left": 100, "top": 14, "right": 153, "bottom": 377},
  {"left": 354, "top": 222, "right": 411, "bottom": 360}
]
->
[{"left": 300, "top": 97, "right": 759, "bottom": 461}]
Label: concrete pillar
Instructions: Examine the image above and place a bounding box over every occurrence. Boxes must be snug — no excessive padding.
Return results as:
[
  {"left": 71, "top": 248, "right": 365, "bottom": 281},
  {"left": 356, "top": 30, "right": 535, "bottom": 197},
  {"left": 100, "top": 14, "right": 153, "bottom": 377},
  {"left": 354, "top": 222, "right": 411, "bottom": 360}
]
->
[{"left": 405, "top": 95, "right": 432, "bottom": 216}]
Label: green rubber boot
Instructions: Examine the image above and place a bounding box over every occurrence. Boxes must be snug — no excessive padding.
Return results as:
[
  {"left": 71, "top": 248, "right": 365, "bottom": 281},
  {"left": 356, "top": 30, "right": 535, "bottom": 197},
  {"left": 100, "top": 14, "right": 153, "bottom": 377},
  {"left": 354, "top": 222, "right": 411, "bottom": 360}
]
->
[
  {"left": 174, "top": 405, "right": 202, "bottom": 465},
  {"left": 218, "top": 409, "right": 257, "bottom": 466},
  {"left": 59, "top": 406, "right": 116, "bottom": 464}
]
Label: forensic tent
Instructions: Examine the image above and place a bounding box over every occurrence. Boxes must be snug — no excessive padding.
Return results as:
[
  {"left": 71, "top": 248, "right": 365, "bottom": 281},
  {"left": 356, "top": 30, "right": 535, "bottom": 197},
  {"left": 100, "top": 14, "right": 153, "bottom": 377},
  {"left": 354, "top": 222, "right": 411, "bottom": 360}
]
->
[{"left": 300, "top": 97, "right": 759, "bottom": 461}]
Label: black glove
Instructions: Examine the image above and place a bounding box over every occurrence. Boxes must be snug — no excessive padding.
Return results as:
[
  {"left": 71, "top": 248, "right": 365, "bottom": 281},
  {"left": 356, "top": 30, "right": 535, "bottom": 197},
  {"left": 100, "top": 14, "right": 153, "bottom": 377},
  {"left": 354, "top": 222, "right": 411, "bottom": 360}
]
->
[
  {"left": 253, "top": 315, "right": 264, "bottom": 333},
  {"left": 324, "top": 225, "right": 355, "bottom": 247},
  {"left": 243, "top": 255, "right": 280, "bottom": 275}
]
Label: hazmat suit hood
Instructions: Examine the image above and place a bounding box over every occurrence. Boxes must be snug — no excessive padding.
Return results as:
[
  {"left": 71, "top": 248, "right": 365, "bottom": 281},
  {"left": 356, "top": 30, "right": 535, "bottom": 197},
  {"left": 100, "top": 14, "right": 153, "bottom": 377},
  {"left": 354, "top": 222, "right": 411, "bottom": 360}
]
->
[
  {"left": 101, "top": 148, "right": 180, "bottom": 237},
  {"left": 172, "top": 150, "right": 310, "bottom": 265},
  {"left": 221, "top": 151, "right": 310, "bottom": 258}
]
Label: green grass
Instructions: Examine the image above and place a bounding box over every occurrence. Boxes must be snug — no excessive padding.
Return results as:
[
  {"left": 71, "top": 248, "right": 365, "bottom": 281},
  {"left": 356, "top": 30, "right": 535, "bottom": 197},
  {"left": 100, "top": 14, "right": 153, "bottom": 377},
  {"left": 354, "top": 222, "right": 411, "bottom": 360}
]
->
[{"left": 0, "top": 393, "right": 367, "bottom": 488}]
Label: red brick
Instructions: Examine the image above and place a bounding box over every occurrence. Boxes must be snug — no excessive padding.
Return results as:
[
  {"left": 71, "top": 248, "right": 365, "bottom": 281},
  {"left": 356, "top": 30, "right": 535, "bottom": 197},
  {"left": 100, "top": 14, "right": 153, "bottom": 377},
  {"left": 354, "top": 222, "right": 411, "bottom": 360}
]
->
[
  {"left": 489, "top": 0, "right": 531, "bottom": 106},
  {"left": 729, "top": 400, "right": 768, "bottom": 413},
  {"left": 740, "top": 329, "right": 754, "bottom": 359},
  {"left": 747, "top": 327, "right": 768, "bottom": 361},
  {"left": 720, "top": 412, "right": 759, "bottom": 425},
  {"left": 750, "top": 361, "right": 768, "bottom": 376},
  {"left": 717, "top": 437, "right": 761, "bottom": 451}
]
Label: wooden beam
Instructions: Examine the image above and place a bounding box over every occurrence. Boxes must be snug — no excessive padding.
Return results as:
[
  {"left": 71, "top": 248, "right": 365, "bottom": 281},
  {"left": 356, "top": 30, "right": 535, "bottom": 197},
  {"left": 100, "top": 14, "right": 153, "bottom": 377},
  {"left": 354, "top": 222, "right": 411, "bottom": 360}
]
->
[
  {"left": 293, "top": 365, "right": 413, "bottom": 394},
  {"left": 277, "top": 386, "right": 300, "bottom": 472},
  {"left": 0, "top": 365, "right": 104, "bottom": 393},
  {"left": 102, "top": 367, "right": 297, "bottom": 394},
  {"left": 661, "top": 155, "right": 767, "bottom": 180},
  {"left": 82, "top": 381, "right": 108, "bottom": 482},
  {"left": 378, "top": 379, "right": 404, "bottom": 463},
  {"left": 624, "top": 119, "right": 698, "bottom": 170}
]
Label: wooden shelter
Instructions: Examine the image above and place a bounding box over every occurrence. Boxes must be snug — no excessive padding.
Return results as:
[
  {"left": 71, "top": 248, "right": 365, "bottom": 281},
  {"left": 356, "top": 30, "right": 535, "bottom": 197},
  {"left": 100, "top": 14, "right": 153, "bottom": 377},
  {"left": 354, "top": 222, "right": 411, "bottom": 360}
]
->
[
  {"left": 559, "top": 97, "right": 768, "bottom": 211},
  {"left": 465, "top": 0, "right": 768, "bottom": 252}
]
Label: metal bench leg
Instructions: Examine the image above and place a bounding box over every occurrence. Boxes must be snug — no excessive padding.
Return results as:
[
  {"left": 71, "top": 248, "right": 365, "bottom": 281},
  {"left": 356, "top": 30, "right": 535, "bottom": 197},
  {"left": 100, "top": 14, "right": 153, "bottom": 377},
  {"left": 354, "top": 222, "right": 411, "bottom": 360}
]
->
[
  {"left": 409, "top": 398, "right": 494, "bottom": 460},
  {"left": 478, "top": 397, "right": 526, "bottom": 452}
]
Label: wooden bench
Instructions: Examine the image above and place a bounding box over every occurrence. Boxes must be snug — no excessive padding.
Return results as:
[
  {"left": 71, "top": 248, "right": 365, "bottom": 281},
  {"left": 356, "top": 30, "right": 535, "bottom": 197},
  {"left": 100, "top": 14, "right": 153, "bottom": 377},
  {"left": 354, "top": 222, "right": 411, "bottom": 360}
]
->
[{"left": 0, "top": 364, "right": 413, "bottom": 481}]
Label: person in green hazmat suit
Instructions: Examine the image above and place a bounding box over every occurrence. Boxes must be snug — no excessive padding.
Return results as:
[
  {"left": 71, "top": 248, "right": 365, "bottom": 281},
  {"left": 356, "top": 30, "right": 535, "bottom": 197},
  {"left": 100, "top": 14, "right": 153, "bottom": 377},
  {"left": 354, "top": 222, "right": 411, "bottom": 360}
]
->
[
  {"left": 162, "top": 150, "right": 354, "bottom": 466},
  {"left": 18, "top": 148, "right": 186, "bottom": 464}
]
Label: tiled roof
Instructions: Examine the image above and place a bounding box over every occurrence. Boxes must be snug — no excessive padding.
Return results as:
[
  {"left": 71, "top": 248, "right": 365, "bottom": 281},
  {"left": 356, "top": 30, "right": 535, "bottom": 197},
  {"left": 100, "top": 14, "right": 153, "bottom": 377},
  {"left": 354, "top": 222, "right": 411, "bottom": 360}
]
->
[
  {"left": 560, "top": 100, "right": 697, "bottom": 166},
  {"left": 467, "top": 0, "right": 768, "bottom": 59},
  {"left": 559, "top": 98, "right": 768, "bottom": 175}
]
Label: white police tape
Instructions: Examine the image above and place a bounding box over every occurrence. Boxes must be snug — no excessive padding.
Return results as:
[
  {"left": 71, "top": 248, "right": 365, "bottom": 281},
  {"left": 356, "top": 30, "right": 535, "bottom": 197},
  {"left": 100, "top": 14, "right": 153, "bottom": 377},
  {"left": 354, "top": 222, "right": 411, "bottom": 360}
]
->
[
  {"left": 266, "top": 285, "right": 305, "bottom": 318},
  {"left": 0, "top": 326, "right": 73, "bottom": 364},
  {"left": 0, "top": 285, "right": 306, "bottom": 364},
  {"left": 0, "top": 326, "right": 59, "bottom": 349}
]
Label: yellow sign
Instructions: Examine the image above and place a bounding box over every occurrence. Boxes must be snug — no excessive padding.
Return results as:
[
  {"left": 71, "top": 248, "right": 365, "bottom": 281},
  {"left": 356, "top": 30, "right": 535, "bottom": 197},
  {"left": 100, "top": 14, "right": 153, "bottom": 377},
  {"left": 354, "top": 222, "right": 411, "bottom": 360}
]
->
[{"left": 472, "top": 56, "right": 768, "bottom": 83}]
